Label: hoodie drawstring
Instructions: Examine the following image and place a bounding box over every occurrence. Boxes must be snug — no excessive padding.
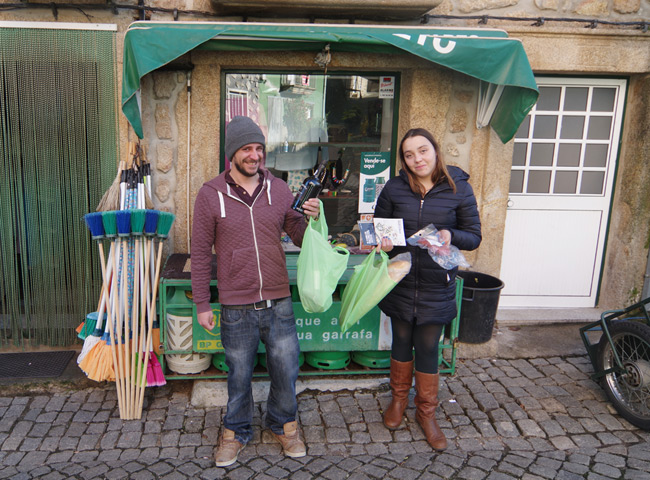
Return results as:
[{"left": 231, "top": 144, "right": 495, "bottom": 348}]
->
[{"left": 218, "top": 191, "right": 226, "bottom": 218}]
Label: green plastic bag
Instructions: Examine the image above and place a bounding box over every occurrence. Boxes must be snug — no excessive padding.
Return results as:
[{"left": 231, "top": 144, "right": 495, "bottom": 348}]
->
[
  {"left": 339, "top": 250, "right": 411, "bottom": 332},
  {"left": 297, "top": 203, "right": 349, "bottom": 313}
]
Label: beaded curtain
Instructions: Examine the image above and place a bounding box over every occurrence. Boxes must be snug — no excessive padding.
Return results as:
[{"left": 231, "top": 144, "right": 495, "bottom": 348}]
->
[{"left": 0, "top": 26, "right": 119, "bottom": 346}]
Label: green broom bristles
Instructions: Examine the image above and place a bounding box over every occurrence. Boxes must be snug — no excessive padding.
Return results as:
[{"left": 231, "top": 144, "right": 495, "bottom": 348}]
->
[
  {"left": 130, "top": 209, "right": 147, "bottom": 236},
  {"left": 78, "top": 312, "right": 98, "bottom": 341},
  {"left": 101, "top": 211, "right": 118, "bottom": 239},
  {"left": 156, "top": 212, "right": 176, "bottom": 239}
]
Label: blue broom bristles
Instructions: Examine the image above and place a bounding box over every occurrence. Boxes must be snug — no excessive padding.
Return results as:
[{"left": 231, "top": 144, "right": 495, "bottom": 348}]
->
[
  {"left": 91, "top": 312, "right": 108, "bottom": 338},
  {"left": 144, "top": 209, "right": 160, "bottom": 236},
  {"left": 116, "top": 210, "right": 132, "bottom": 237},
  {"left": 84, "top": 212, "right": 105, "bottom": 241}
]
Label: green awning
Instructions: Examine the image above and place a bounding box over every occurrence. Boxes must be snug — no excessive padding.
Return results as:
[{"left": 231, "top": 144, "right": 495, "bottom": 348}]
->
[{"left": 122, "top": 21, "right": 538, "bottom": 143}]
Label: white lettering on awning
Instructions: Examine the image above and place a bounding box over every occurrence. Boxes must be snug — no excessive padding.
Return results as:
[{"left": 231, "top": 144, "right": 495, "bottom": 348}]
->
[{"left": 393, "top": 33, "right": 480, "bottom": 55}]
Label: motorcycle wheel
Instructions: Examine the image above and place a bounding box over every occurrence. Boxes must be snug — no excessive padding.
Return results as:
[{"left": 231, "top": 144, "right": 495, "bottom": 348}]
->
[{"left": 597, "top": 320, "right": 650, "bottom": 430}]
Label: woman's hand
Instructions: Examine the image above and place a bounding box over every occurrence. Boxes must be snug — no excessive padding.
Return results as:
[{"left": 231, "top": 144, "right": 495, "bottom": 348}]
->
[
  {"left": 428, "top": 229, "right": 452, "bottom": 255},
  {"left": 376, "top": 236, "right": 394, "bottom": 253},
  {"left": 438, "top": 229, "right": 451, "bottom": 246},
  {"left": 302, "top": 198, "right": 321, "bottom": 220}
]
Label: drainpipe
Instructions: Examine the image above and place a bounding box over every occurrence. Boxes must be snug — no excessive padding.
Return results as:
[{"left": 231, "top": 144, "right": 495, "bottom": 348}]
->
[
  {"left": 186, "top": 70, "right": 192, "bottom": 252},
  {"left": 641, "top": 250, "right": 650, "bottom": 299}
]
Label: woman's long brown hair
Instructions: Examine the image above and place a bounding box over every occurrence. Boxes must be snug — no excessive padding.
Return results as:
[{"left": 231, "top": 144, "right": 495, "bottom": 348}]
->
[{"left": 398, "top": 128, "right": 456, "bottom": 197}]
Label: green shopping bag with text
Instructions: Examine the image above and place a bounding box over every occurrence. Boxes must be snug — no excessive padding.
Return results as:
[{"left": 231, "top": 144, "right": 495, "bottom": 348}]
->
[
  {"left": 297, "top": 203, "right": 349, "bottom": 313},
  {"left": 339, "top": 250, "right": 411, "bottom": 333}
]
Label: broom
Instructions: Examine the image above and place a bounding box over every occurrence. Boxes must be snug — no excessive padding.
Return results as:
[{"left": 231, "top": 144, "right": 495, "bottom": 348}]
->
[
  {"left": 137, "top": 211, "right": 175, "bottom": 415},
  {"left": 79, "top": 212, "right": 119, "bottom": 382},
  {"left": 97, "top": 161, "right": 126, "bottom": 212},
  {"left": 116, "top": 209, "right": 133, "bottom": 418},
  {"left": 95, "top": 258, "right": 120, "bottom": 383},
  {"left": 78, "top": 211, "right": 114, "bottom": 365},
  {"left": 132, "top": 215, "right": 152, "bottom": 398},
  {"left": 147, "top": 350, "right": 167, "bottom": 387},
  {"left": 138, "top": 145, "right": 155, "bottom": 209},
  {"left": 102, "top": 210, "right": 126, "bottom": 416},
  {"left": 128, "top": 209, "right": 146, "bottom": 418},
  {"left": 77, "top": 267, "right": 112, "bottom": 370},
  {"left": 79, "top": 212, "right": 109, "bottom": 337},
  {"left": 134, "top": 209, "right": 159, "bottom": 411}
]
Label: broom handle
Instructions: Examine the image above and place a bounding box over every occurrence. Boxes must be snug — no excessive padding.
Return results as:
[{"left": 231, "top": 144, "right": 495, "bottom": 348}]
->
[
  {"left": 97, "top": 240, "right": 113, "bottom": 326},
  {"left": 136, "top": 236, "right": 147, "bottom": 416},
  {"left": 136, "top": 236, "right": 149, "bottom": 413},
  {"left": 95, "top": 242, "right": 114, "bottom": 315},
  {"left": 129, "top": 238, "right": 141, "bottom": 419},
  {"left": 114, "top": 237, "right": 128, "bottom": 419},
  {"left": 138, "top": 237, "right": 165, "bottom": 414},
  {"left": 103, "top": 240, "right": 124, "bottom": 416},
  {"left": 135, "top": 235, "right": 151, "bottom": 415},
  {"left": 135, "top": 236, "right": 147, "bottom": 418},
  {"left": 122, "top": 238, "right": 133, "bottom": 419},
  {"left": 93, "top": 244, "right": 113, "bottom": 338}
]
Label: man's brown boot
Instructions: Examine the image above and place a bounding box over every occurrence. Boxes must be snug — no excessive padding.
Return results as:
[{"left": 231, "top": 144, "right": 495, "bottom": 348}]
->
[
  {"left": 271, "top": 421, "right": 306, "bottom": 458},
  {"left": 214, "top": 428, "right": 244, "bottom": 467},
  {"left": 383, "top": 358, "right": 414, "bottom": 430},
  {"left": 414, "top": 371, "right": 448, "bottom": 451}
]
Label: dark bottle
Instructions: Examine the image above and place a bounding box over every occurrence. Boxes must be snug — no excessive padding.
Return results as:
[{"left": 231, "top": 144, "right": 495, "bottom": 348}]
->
[{"left": 291, "top": 162, "right": 326, "bottom": 214}]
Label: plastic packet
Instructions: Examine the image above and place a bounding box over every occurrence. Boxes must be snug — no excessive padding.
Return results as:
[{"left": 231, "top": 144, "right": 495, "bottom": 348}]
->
[{"left": 406, "top": 224, "right": 470, "bottom": 270}]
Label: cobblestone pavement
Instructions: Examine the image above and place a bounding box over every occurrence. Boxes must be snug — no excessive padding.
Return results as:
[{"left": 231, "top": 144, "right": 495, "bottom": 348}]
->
[{"left": 1, "top": 354, "right": 649, "bottom": 479}]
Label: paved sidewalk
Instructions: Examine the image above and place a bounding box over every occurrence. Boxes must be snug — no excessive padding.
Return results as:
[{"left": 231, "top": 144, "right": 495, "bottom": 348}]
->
[{"left": 1, "top": 352, "right": 649, "bottom": 479}]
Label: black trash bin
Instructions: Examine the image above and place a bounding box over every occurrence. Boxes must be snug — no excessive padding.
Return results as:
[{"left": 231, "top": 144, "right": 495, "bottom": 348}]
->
[{"left": 457, "top": 271, "right": 505, "bottom": 344}]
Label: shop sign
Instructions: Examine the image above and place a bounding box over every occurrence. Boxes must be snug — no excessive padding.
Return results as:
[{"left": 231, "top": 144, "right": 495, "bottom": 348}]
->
[
  {"left": 192, "top": 303, "right": 390, "bottom": 352},
  {"left": 379, "top": 76, "right": 394, "bottom": 98},
  {"left": 359, "top": 151, "right": 391, "bottom": 214}
]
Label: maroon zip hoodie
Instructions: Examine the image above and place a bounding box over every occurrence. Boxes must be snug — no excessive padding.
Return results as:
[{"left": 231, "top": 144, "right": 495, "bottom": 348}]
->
[{"left": 191, "top": 169, "right": 307, "bottom": 314}]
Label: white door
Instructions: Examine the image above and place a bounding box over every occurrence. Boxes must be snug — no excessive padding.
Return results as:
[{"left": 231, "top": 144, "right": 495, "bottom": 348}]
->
[{"left": 499, "top": 77, "right": 626, "bottom": 308}]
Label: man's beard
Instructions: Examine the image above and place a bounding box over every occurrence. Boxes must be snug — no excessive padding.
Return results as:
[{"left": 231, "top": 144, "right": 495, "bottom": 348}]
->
[{"left": 233, "top": 158, "right": 259, "bottom": 178}]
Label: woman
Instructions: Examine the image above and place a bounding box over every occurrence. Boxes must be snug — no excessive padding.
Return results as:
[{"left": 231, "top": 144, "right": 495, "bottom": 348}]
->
[{"left": 375, "top": 128, "right": 481, "bottom": 450}]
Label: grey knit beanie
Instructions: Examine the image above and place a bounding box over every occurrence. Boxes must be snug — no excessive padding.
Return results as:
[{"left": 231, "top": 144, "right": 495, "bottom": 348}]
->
[{"left": 225, "top": 116, "right": 266, "bottom": 160}]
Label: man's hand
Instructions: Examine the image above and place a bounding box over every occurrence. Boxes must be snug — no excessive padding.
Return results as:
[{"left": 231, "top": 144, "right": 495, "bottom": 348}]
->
[
  {"left": 302, "top": 198, "right": 321, "bottom": 220},
  {"left": 197, "top": 310, "right": 215, "bottom": 330}
]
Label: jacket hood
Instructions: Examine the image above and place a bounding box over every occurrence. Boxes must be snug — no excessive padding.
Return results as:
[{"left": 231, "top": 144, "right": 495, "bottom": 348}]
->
[
  {"left": 202, "top": 168, "right": 277, "bottom": 219},
  {"left": 204, "top": 167, "right": 273, "bottom": 194}
]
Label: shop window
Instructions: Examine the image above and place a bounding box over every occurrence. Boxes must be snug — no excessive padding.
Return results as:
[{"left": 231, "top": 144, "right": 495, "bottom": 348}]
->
[{"left": 223, "top": 72, "right": 398, "bottom": 236}]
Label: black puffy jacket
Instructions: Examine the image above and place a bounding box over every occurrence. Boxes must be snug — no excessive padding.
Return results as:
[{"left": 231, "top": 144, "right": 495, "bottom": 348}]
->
[{"left": 375, "top": 166, "right": 482, "bottom": 325}]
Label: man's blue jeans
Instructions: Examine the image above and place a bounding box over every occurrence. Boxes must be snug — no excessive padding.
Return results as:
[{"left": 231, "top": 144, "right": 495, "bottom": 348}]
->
[{"left": 220, "top": 296, "right": 300, "bottom": 445}]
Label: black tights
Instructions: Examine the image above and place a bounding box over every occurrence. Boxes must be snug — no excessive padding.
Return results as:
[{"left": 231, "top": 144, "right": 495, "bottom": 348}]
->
[{"left": 391, "top": 318, "right": 444, "bottom": 374}]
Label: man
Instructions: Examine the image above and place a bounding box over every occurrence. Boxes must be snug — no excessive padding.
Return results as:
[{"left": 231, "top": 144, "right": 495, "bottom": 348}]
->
[{"left": 191, "top": 116, "right": 320, "bottom": 467}]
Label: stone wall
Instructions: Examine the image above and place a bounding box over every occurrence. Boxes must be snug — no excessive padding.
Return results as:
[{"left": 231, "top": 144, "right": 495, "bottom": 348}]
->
[{"left": 432, "top": 0, "right": 648, "bottom": 18}]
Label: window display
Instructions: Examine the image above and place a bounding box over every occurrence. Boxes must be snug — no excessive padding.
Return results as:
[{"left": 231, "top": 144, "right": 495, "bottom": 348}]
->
[{"left": 224, "top": 72, "right": 398, "bottom": 237}]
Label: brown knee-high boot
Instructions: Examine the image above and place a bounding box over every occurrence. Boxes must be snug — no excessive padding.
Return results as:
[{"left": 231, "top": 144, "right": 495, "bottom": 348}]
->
[
  {"left": 414, "top": 371, "right": 447, "bottom": 451},
  {"left": 383, "top": 358, "right": 414, "bottom": 430}
]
